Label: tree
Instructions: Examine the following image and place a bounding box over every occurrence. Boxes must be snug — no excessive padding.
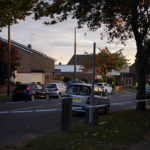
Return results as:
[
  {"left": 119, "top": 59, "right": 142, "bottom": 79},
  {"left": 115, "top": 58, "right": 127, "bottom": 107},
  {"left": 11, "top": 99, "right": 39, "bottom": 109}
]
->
[
  {"left": 34, "top": 0, "right": 150, "bottom": 110},
  {"left": 0, "top": 40, "right": 20, "bottom": 84},
  {"left": 0, "top": 0, "right": 38, "bottom": 29},
  {"left": 80, "top": 47, "right": 128, "bottom": 82}
]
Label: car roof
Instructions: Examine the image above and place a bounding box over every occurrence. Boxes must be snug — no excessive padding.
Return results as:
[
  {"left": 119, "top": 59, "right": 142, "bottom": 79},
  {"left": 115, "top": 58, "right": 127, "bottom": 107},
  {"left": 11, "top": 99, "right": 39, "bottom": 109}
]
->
[
  {"left": 69, "top": 83, "right": 101, "bottom": 87},
  {"left": 96, "top": 82, "right": 108, "bottom": 84},
  {"left": 16, "top": 83, "right": 36, "bottom": 86},
  {"left": 46, "top": 83, "right": 59, "bottom": 85}
]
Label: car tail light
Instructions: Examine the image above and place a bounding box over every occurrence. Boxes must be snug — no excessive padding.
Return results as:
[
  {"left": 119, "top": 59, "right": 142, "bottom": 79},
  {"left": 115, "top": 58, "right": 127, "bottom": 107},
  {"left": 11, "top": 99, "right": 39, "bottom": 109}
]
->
[
  {"left": 101, "top": 86, "right": 104, "bottom": 88},
  {"left": 26, "top": 86, "right": 31, "bottom": 91},
  {"left": 86, "top": 97, "right": 90, "bottom": 104}
]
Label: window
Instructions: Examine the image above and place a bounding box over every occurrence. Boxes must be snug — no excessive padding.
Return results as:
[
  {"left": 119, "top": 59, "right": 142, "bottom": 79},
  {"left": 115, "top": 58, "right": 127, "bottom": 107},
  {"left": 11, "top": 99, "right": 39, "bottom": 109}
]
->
[
  {"left": 66, "top": 85, "right": 91, "bottom": 95},
  {"left": 46, "top": 84, "right": 56, "bottom": 88},
  {"left": 36, "top": 84, "right": 43, "bottom": 90}
]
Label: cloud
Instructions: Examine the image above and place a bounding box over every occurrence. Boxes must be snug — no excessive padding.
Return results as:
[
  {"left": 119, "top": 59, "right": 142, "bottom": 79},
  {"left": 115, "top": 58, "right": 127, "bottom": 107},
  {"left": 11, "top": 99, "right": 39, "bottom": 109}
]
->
[{"left": 0, "top": 15, "right": 136, "bottom": 64}]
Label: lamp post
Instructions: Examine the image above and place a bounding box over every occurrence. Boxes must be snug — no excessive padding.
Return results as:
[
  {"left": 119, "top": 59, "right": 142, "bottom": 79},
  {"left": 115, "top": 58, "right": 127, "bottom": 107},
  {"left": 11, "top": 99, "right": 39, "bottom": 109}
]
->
[
  {"left": 7, "top": 24, "right": 11, "bottom": 96},
  {"left": 89, "top": 42, "right": 96, "bottom": 125}
]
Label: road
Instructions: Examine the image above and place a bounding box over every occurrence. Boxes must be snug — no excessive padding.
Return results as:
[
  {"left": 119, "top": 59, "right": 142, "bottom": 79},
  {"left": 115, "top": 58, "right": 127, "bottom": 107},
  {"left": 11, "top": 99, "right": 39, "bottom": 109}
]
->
[{"left": 0, "top": 92, "right": 137, "bottom": 148}]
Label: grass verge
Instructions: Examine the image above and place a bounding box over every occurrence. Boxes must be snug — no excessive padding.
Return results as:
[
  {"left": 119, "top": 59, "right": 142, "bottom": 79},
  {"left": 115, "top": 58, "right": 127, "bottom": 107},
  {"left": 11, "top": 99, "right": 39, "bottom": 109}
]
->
[
  {"left": 116, "top": 89, "right": 136, "bottom": 93},
  {"left": 8, "top": 109, "right": 150, "bottom": 150},
  {"left": 0, "top": 95, "right": 12, "bottom": 102}
]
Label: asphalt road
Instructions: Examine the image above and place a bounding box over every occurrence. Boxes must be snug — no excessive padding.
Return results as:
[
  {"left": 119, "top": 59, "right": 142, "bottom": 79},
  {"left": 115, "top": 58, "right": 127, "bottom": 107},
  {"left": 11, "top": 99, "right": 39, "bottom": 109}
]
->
[{"left": 0, "top": 93, "right": 137, "bottom": 148}]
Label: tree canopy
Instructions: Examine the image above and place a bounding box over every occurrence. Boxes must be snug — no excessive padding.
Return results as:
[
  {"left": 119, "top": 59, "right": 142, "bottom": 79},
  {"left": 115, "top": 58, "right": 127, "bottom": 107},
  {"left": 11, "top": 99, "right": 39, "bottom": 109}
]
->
[
  {"left": 33, "top": 0, "right": 150, "bottom": 110},
  {"left": 0, "top": 40, "right": 20, "bottom": 85},
  {"left": 80, "top": 48, "right": 128, "bottom": 82},
  {"left": 0, "top": 0, "right": 38, "bottom": 30}
]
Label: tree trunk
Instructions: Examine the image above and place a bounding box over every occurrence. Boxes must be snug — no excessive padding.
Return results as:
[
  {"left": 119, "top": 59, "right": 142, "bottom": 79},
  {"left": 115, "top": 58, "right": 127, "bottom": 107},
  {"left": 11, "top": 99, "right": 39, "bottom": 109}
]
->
[{"left": 136, "top": 49, "right": 146, "bottom": 111}]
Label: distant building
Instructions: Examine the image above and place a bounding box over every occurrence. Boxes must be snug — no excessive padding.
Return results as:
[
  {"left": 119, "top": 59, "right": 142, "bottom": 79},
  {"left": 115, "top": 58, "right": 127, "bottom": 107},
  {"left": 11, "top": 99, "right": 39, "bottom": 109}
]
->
[
  {"left": 55, "top": 65, "right": 92, "bottom": 82},
  {"left": 0, "top": 37, "right": 56, "bottom": 84},
  {"left": 67, "top": 54, "right": 134, "bottom": 87}
]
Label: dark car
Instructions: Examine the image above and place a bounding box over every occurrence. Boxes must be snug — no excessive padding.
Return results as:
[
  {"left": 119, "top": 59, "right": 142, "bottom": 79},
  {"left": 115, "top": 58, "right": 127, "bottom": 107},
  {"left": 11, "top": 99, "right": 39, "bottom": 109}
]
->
[{"left": 12, "top": 83, "right": 49, "bottom": 101}]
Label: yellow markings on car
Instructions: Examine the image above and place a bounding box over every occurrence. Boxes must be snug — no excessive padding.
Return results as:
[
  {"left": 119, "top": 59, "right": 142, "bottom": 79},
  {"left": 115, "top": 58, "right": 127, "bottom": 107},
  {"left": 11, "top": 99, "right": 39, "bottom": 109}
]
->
[{"left": 72, "top": 97, "right": 82, "bottom": 101}]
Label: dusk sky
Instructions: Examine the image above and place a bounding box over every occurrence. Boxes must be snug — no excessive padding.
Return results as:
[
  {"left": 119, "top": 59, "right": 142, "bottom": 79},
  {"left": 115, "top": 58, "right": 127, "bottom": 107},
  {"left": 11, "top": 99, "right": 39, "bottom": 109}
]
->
[{"left": 0, "top": 16, "right": 136, "bottom": 65}]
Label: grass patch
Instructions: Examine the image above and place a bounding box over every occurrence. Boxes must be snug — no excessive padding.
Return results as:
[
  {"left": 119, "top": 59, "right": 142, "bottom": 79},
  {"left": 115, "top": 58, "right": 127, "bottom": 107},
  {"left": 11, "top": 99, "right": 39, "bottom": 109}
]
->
[
  {"left": 116, "top": 89, "right": 136, "bottom": 93},
  {"left": 0, "top": 95, "right": 12, "bottom": 102},
  {"left": 14, "top": 110, "right": 150, "bottom": 150}
]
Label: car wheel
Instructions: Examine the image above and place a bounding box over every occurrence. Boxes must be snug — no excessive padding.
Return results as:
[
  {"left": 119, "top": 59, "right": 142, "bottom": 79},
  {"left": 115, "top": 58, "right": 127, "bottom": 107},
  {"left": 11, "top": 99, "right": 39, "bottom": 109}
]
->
[
  {"left": 31, "top": 95, "right": 35, "bottom": 101},
  {"left": 104, "top": 105, "right": 109, "bottom": 114},
  {"left": 111, "top": 90, "right": 113, "bottom": 94},
  {"left": 12, "top": 96, "right": 17, "bottom": 102},
  {"left": 46, "top": 94, "right": 49, "bottom": 100},
  {"left": 58, "top": 93, "right": 61, "bottom": 99},
  {"left": 105, "top": 90, "right": 108, "bottom": 95}
]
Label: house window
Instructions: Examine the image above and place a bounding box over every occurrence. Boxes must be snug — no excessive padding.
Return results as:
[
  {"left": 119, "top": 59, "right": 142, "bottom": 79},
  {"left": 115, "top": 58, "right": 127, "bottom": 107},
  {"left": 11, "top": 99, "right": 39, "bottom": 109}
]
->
[{"left": 124, "top": 78, "right": 133, "bottom": 87}]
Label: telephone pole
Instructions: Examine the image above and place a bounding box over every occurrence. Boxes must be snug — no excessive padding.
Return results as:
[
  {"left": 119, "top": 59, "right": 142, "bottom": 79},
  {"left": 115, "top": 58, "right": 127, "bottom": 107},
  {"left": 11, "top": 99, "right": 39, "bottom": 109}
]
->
[{"left": 74, "top": 27, "right": 77, "bottom": 83}]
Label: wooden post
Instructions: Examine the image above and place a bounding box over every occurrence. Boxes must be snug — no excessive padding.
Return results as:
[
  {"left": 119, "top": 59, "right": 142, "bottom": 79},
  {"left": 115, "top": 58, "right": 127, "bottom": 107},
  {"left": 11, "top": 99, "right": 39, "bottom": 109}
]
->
[{"left": 61, "top": 97, "right": 72, "bottom": 131}]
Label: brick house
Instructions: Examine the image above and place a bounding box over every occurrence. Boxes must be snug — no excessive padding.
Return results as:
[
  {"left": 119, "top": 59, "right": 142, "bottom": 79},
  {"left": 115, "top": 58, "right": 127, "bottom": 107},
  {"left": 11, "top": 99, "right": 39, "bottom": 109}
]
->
[
  {"left": 60, "top": 54, "right": 135, "bottom": 87},
  {"left": 0, "top": 37, "right": 56, "bottom": 84}
]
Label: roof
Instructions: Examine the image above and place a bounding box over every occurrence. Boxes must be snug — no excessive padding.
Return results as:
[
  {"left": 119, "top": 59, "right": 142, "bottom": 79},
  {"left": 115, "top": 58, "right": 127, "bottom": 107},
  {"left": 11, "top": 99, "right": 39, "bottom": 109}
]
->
[
  {"left": 55, "top": 65, "right": 84, "bottom": 72},
  {"left": 67, "top": 55, "right": 90, "bottom": 65},
  {"left": 0, "top": 37, "right": 56, "bottom": 62}
]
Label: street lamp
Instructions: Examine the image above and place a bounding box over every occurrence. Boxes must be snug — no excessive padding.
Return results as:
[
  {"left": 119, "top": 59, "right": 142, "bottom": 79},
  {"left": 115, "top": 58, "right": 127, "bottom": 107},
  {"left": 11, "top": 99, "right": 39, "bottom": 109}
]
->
[
  {"left": 7, "top": 24, "right": 11, "bottom": 96},
  {"left": 74, "top": 27, "right": 77, "bottom": 83}
]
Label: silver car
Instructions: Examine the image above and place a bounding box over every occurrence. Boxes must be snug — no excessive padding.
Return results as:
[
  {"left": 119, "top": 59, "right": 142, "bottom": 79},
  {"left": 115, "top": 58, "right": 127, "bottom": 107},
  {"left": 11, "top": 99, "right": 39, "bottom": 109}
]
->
[
  {"left": 45, "top": 83, "right": 66, "bottom": 98},
  {"left": 65, "top": 83, "right": 109, "bottom": 113}
]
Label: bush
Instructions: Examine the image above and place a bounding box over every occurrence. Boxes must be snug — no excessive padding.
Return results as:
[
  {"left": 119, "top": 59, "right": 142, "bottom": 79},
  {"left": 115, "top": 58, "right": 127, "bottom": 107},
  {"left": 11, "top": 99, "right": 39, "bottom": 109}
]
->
[
  {"left": 63, "top": 76, "right": 71, "bottom": 82},
  {"left": 82, "top": 78, "right": 88, "bottom": 83},
  {"left": 94, "top": 79, "right": 102, "bottom": 83}
]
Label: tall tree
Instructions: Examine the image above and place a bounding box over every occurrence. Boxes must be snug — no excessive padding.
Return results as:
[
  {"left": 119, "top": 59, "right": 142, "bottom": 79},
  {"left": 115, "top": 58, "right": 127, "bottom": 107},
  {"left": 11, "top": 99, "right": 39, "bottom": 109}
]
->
[
  {"left": 0, "top": 0, "right": 38, "bottom": 29},
  {"left": 80, "top": 48, "right": 128, "bottom": 82},
  {"left": 34, "top": 0, "right": 150, "bottom": 110},
  {"left": 0, "top": 40, "right": 20, "bottom": 84}
]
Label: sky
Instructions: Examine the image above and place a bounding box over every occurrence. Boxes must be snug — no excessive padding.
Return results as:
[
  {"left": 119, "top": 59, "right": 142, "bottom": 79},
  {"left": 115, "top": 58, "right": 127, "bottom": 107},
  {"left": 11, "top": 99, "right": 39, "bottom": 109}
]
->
[{"left": 0, "top": 16, "right": 137, "bottom": 65}]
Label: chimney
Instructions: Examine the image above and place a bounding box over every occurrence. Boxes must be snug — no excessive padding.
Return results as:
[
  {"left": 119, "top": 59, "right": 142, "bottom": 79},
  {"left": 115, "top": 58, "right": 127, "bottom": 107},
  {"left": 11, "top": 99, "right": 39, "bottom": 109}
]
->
[{"left": 27, "top": 44, "right": 32, "bottom": 49}]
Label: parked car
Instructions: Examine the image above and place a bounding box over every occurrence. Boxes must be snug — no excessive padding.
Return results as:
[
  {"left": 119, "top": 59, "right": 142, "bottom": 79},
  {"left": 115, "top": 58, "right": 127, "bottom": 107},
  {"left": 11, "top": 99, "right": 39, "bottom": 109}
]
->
[
  {"left": 95, "top": 82, "right": 113, "bottom": 94},
  {"left": 12, "top": 83, "right": 49, "bottom": 101},
  {"left": 64, "top": 83, "right": 109, "bottom": 113},
  {"left": 145, "top": 86, "right": 150, "bottom": 98},
  {"left": 45, "top": 83, "right": 67, "bottom": 98}
]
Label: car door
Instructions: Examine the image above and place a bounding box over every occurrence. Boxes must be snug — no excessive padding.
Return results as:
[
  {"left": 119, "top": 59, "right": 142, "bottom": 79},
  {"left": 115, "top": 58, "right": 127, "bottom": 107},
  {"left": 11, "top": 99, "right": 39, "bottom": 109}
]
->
[
  {"left": 35, "top": 84, "right": 46, "bottom": 98},
  {"left": 94, "top": 86, "right": 109, "bottom": 106}
]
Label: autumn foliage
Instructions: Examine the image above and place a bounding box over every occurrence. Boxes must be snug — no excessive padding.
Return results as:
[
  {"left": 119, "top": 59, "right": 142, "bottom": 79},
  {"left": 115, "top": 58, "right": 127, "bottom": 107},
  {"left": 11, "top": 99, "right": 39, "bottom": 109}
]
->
[
  {"left": 0, "top": 40, "right": 20, "bottom": 85},
  {"left": 81, "top": 48, "right": 128, "bottom": 82}
]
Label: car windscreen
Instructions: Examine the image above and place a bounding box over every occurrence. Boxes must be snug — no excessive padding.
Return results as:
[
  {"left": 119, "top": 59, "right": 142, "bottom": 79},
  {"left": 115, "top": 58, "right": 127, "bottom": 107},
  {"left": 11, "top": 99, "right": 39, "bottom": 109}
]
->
[
  {"left": 15, "top": 85, "right": 28, "bottom": 91},
  {"left": 46, "top": 84, "right": 56, "bottom": 88},
  {"left": 66, "top": 85, "right": 91, "bottom": 96},
  {"left": 96, "top": 84, "right": 103, "bottom": 86}
]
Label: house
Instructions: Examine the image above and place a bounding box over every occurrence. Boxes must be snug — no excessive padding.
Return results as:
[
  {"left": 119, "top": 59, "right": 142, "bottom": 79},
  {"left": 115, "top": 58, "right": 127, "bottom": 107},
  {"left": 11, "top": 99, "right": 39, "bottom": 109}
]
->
[
  {"left": 65, "top": 54, "right": 135, "bottom": 87},
  {"left": 55, "top": 65, "right": 92, "bottom": 82},
  {"left": 0, "top": 37, "right": 56, "bottom": 84}
]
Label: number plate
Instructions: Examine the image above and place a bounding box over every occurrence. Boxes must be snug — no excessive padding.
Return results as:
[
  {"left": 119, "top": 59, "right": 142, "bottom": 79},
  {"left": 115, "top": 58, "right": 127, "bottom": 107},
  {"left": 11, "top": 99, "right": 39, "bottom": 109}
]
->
[
  {"left": 72, "top": 97, "right": 81, "bottom": 101},
  {"left": 16, "top": 90, "right": 23, "bottom": 94}
]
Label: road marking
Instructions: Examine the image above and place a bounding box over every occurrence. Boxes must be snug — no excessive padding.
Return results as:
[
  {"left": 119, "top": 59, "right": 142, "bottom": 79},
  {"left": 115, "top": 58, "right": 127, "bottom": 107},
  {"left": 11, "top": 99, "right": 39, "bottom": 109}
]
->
[{"left": 0, "top": 98, "right": 150, "bottom": 114}]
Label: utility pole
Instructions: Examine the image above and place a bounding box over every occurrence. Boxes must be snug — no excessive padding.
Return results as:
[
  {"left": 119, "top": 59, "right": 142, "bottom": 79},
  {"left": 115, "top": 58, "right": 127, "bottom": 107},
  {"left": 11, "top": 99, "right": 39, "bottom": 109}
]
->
[
  {"left": 7, "top": 24, "right": 11, "bottom": 96},
  {"left": 74, "top": 27, "right": 77, "bottom": 83},
  {"left": 89, "top": 42, "right": 96, "bottom": 125}
]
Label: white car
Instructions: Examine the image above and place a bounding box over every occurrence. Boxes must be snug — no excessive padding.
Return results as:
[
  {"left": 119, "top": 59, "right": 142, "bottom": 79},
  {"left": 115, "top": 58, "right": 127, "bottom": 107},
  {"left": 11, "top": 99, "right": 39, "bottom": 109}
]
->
[
  {"left": 65, "top": 83, "right": 109, "bottom": 113},
  {"left": 95, "top": 83, "right": 113, "bottom": 94},
  {"left": 45, "top": 83, "right": 67, "bottom": 98}
]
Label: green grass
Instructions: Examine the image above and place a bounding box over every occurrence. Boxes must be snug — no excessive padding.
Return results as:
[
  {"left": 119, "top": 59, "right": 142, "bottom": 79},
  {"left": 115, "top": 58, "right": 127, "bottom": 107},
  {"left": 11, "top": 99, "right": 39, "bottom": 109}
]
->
[
  {"left": 9, "top": 110, "right": 150, "bottom": 150},
  {"left": 116, "top": 89, "right": 136, "bottom": 93},
  {"left": 0, "top": 95, "right": 12, "bottom": 102}
]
